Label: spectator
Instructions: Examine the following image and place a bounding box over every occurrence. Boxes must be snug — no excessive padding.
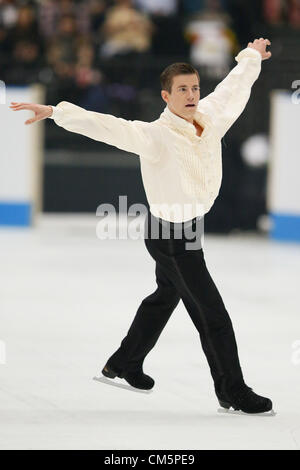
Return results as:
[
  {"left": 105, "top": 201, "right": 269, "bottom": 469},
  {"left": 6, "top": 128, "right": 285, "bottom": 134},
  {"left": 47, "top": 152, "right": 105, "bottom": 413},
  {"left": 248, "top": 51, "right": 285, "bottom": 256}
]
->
[
  {"left": 132, "top": 0, "right": 187, "bottom": 56},
  {"left": 98, "top": 0, "right": 155, "bottom": 58},
  {"left": 37, "top": 0, "right": 60, "bottom": 39},
  {"left": 44, "top": 13, "right": 84, "bottom": 102},
  {"left": 5, "top": 38, "right": 43, "bottom": 84},
  {"left": 46, "top": 14, "right": 81, "bottom": 68},
  {"left": 4, "top": 3, "right": 44, "bottom": 83},
  {"left": 89, "top": 0, "right": 113, "bottom": 34},
  {"left": 0, "top": 0, "right": 18, "bottom": 29},
  {"left": 262, "top": 0, "right": 286, "bottom": 25},
  {"left": 74, "top": 40, "right": 110, "bottom": 111},
  {"left": 60, "top": 0, "right": 91, "bottom": 35},
  {"left": 184, "top": 0, "right": 239, "bottom": 78},
  {"left": 6, "top": 3, "right": 41, "bottom": 49},
  {"left": 261, "top": 0, "right": 300, "bottom": 29},
  {"left": 37, "top": 0, "right": 92, "bottom": 40},
  {"left": 74, "top": 40, "right": 101, "bottom": 90},
  {"left": 288, "top": 0, "right": 300, "bottom": 28}
]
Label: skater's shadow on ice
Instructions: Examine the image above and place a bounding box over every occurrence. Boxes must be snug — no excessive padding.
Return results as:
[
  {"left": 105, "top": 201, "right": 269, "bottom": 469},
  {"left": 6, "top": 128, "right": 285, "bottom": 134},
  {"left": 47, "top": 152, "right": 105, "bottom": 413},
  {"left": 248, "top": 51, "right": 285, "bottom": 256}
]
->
[
  {"left": 92, "top": 376, "right": 276, "bottom": 417},
  {"left": 93, "top": 376, "right": 153, "bottom": 394}
]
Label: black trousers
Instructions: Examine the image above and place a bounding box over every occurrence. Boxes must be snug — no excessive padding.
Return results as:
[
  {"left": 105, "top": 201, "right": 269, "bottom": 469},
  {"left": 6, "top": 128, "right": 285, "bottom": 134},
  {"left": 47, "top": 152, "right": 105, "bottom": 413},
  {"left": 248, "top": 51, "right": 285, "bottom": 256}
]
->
[{"left": 106, "top": 211, "right": 246, "bottom": 398}]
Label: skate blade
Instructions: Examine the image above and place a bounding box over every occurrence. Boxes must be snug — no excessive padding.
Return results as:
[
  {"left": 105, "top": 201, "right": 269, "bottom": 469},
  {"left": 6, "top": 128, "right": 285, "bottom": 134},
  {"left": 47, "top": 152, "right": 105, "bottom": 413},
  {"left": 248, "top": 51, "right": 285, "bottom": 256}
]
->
[
  {"left": 217, "top": 407, "right": 276, "bottom": 417},
  {"left": 93, "top": 376, "right": 153, "bottom": 394}
]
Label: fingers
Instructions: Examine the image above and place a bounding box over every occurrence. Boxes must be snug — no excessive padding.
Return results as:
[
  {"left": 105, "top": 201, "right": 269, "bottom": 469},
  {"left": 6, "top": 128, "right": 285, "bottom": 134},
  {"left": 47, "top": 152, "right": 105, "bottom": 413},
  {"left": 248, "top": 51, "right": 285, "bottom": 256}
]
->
[
  {"left": 253, "top": 37, "right": 271, "bottom": 45},
  {"left": 261, "top": 51, "right": 272, "bottom": 60},
  {"left": 10, "top": 101, "right": 40, "bottom": 123},
  {"left": 248, "top": 38, "right": 271, "bottom": 47},
  {"left": 9, "top": 102, "right": 31, "bottom": 110},
  {"left": 25, "top": 118, "right": 36, "bottom": 125},
  {"left": 10, "top": 103, "right": 24, "bottom": 110},
  {"left": 10, "top": 105, "right": 26, "bottom": 110}
]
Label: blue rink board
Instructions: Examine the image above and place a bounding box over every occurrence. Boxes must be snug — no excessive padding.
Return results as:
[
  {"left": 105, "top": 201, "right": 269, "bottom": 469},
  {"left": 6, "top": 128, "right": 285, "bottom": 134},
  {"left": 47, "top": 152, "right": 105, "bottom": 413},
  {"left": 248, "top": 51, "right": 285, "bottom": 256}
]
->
[
  {"left": 0, "top": 202, "right": 31, "bottom": 226},
  {"left": 270, "top": 213, "right": 300, "bottom": 242}
]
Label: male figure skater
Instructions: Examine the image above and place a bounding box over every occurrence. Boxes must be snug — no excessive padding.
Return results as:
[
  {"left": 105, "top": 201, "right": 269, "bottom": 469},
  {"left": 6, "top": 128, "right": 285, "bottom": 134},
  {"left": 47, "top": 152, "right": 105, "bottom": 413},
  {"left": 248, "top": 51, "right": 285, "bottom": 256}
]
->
[{"left": 10, "top": 38, "right": 273, "bottom": 414}]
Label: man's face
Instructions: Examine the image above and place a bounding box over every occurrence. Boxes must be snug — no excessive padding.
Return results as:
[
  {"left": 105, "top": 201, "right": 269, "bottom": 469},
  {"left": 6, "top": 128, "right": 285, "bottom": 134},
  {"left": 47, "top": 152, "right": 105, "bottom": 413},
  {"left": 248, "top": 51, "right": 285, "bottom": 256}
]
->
[{"left": 161, "top": 74, "right": 200, "bottom": 123}]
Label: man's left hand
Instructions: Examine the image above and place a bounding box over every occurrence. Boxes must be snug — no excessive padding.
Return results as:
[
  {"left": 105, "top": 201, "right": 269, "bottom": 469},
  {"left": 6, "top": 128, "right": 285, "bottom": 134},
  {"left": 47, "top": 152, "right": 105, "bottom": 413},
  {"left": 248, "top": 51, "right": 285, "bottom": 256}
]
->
[{"left": 247, "top": 38, "right": 272, "bottom": 60}]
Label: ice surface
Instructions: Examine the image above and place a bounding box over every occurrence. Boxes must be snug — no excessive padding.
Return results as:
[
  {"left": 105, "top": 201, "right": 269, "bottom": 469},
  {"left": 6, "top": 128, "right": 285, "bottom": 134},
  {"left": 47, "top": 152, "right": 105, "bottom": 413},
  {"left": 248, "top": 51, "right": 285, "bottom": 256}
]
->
[{"left": 0, "top": 214, "right": 299, "bottom": 449}]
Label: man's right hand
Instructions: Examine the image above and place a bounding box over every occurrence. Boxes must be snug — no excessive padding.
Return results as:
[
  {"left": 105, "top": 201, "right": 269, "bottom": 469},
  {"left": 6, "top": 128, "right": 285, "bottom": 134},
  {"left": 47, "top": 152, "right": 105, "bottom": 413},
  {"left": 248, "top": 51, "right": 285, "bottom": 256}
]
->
[
  {"left": 9, "top": 102, "right": 53, "bottom": 125},
  {"left": 247, "top": 38, "right": 271, "bottom": 60}
]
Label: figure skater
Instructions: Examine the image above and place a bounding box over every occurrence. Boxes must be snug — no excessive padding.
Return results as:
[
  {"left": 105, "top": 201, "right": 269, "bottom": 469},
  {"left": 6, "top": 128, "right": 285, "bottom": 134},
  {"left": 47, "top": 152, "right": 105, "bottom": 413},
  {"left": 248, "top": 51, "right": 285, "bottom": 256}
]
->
[{"left": 10, "top": 38, "right": 274, "bottom": 414}]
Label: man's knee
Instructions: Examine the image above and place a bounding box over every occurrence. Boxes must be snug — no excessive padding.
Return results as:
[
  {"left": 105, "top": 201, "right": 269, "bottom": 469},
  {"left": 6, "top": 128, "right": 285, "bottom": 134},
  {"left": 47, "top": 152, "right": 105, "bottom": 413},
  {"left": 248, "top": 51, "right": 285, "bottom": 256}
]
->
[{"left": 144, "top": 284, "right": 180, "bottom": 309}]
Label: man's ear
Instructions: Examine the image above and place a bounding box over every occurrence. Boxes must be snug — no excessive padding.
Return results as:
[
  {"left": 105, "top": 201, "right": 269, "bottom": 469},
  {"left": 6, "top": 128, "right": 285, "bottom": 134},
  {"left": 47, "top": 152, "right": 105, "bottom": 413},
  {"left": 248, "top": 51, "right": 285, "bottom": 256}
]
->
[{"left": 161, "top": 90, "right": 169, "bottom": 103}]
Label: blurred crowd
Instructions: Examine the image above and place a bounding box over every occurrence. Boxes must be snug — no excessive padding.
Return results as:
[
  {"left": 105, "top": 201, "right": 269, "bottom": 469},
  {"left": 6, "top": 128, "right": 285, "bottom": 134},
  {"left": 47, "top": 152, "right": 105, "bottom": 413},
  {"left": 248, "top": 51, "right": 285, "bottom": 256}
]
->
[
  {"left": 0, "top": 0, "right": 299, "bottom": 109},
  {"left": 1, "top": 0, "right": 298, "bottom": 229}
]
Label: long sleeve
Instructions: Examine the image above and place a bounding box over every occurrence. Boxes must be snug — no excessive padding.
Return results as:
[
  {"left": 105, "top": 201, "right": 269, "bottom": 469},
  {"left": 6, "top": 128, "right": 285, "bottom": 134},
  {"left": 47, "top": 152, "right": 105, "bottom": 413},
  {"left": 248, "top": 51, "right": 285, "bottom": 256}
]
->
[
  {"left": 197, "top": 47, "right": 262, "bottom": 138},
  {"left": 48, "top": 101, "right": 163, "bottom": 163}
]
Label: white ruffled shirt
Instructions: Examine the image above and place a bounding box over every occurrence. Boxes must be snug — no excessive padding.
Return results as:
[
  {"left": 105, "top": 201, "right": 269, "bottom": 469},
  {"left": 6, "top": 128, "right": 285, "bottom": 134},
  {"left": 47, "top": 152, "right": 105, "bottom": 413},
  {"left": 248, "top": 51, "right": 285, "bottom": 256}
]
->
[{"left": 49, "top": 47, "right": 262, "bottom": 222}]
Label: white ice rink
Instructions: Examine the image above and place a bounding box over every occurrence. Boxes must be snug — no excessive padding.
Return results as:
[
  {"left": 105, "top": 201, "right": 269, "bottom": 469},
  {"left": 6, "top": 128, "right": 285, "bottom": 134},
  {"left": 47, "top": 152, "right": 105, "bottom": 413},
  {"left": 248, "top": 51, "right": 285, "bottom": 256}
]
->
[{"left": 1, "top": 214, "right": 300, "bottom": 450}]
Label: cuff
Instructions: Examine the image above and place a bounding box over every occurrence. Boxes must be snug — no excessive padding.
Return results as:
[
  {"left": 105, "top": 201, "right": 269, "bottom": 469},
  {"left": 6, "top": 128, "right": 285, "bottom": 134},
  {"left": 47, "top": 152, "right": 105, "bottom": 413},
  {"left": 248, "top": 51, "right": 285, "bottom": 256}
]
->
[
  {"left": 235, "top": 47, "right": 262, "bottom": 63},
  {"left": 47, "top": 104, "right": 64, "bottom": 120}
]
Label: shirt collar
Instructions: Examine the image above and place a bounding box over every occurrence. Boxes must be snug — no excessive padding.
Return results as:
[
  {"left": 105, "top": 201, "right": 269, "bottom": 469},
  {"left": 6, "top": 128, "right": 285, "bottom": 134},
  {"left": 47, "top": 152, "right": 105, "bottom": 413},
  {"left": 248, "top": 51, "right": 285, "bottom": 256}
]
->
[{"left": 159, "top": 104, "right": 209, "bottom": 139}]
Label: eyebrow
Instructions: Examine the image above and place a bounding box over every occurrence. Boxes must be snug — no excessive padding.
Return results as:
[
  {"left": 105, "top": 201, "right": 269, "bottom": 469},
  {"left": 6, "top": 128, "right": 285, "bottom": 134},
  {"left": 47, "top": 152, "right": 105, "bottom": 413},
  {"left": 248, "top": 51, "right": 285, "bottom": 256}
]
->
[{"left": 177, "top": 85, "right": 200, "bottom": 88}]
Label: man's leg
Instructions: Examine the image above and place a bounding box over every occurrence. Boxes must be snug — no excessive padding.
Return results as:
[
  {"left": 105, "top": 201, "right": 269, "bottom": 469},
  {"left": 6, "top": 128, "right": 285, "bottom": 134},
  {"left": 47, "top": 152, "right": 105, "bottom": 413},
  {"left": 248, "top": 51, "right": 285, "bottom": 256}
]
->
[
  {"left": 166, "top": 248, "right": 246, "bottom": 399},
  {"left": 143, "top": 232, "right": 246, "bottom": 400},
  {"left": 106, "top": 261, "right": 181, "bottom": 375}
]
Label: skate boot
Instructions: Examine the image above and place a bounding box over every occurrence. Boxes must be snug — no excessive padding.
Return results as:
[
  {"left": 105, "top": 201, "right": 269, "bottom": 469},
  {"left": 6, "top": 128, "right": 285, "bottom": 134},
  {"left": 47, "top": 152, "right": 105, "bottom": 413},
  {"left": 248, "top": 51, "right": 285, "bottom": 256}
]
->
[
  {"left": 218, "top": 384, "right": 274, "bottom": 414},
  {"left": 102, "top": 362, "right": 155, "bottom": 390}
]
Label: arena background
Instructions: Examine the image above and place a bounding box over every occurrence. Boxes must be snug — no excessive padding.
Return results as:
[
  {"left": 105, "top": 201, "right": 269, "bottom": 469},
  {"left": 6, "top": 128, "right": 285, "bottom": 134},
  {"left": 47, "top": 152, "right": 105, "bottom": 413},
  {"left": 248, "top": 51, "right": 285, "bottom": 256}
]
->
[{"left": 1, "top": 0, "right": 300, "bottom": 451}]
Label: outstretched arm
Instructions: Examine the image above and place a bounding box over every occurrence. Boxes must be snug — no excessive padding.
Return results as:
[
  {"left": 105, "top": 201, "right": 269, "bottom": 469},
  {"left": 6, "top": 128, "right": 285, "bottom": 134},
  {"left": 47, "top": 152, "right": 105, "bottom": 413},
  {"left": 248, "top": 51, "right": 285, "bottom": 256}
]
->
[
  {"left": 197, "top": 38, "right": 271, "bottom": 138},
  {"left": 9, "top": 101, "right": 163, "bottom": 163}
]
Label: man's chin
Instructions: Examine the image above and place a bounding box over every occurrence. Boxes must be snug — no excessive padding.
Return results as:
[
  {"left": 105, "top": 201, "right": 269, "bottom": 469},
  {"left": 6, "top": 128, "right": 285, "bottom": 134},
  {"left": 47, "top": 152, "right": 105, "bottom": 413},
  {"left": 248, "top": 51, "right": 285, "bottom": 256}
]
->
[{"left": 183, "top": 108, "right": 196, "bottom": 117}]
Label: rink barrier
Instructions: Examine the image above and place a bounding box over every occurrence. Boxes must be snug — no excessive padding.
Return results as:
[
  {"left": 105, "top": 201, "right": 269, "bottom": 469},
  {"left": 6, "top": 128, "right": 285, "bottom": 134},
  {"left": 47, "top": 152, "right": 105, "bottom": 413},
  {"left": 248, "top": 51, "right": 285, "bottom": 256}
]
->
[
  {"left": 0, "top": 202, "right": 31, "bottom": 226},
  {"left": 270, "top": 212, "right": 300, "bottom": 242},
  {"left": 0, "top": 84, "right": 44, "bottom": 227},
  {"left": 267, "top": 90, "right": 300, "bottom": 243}
]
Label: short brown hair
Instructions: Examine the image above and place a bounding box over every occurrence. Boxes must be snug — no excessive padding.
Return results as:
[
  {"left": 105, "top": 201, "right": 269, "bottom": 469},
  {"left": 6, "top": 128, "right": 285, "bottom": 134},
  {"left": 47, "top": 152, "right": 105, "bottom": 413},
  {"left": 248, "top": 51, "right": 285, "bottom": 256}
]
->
[{"left": 160, "top": 63, "right": 200, "bottom": 94}]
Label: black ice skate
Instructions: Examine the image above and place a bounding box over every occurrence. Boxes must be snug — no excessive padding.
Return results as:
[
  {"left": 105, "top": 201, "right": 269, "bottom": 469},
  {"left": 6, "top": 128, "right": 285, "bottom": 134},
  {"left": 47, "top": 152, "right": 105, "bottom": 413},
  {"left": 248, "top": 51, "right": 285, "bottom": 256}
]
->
[
  {"left": 93, "top": 363, "right": 155, "bottom": 394},
  {"left": 217, "top": 384, "right": 276, "bottom": 416}
]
